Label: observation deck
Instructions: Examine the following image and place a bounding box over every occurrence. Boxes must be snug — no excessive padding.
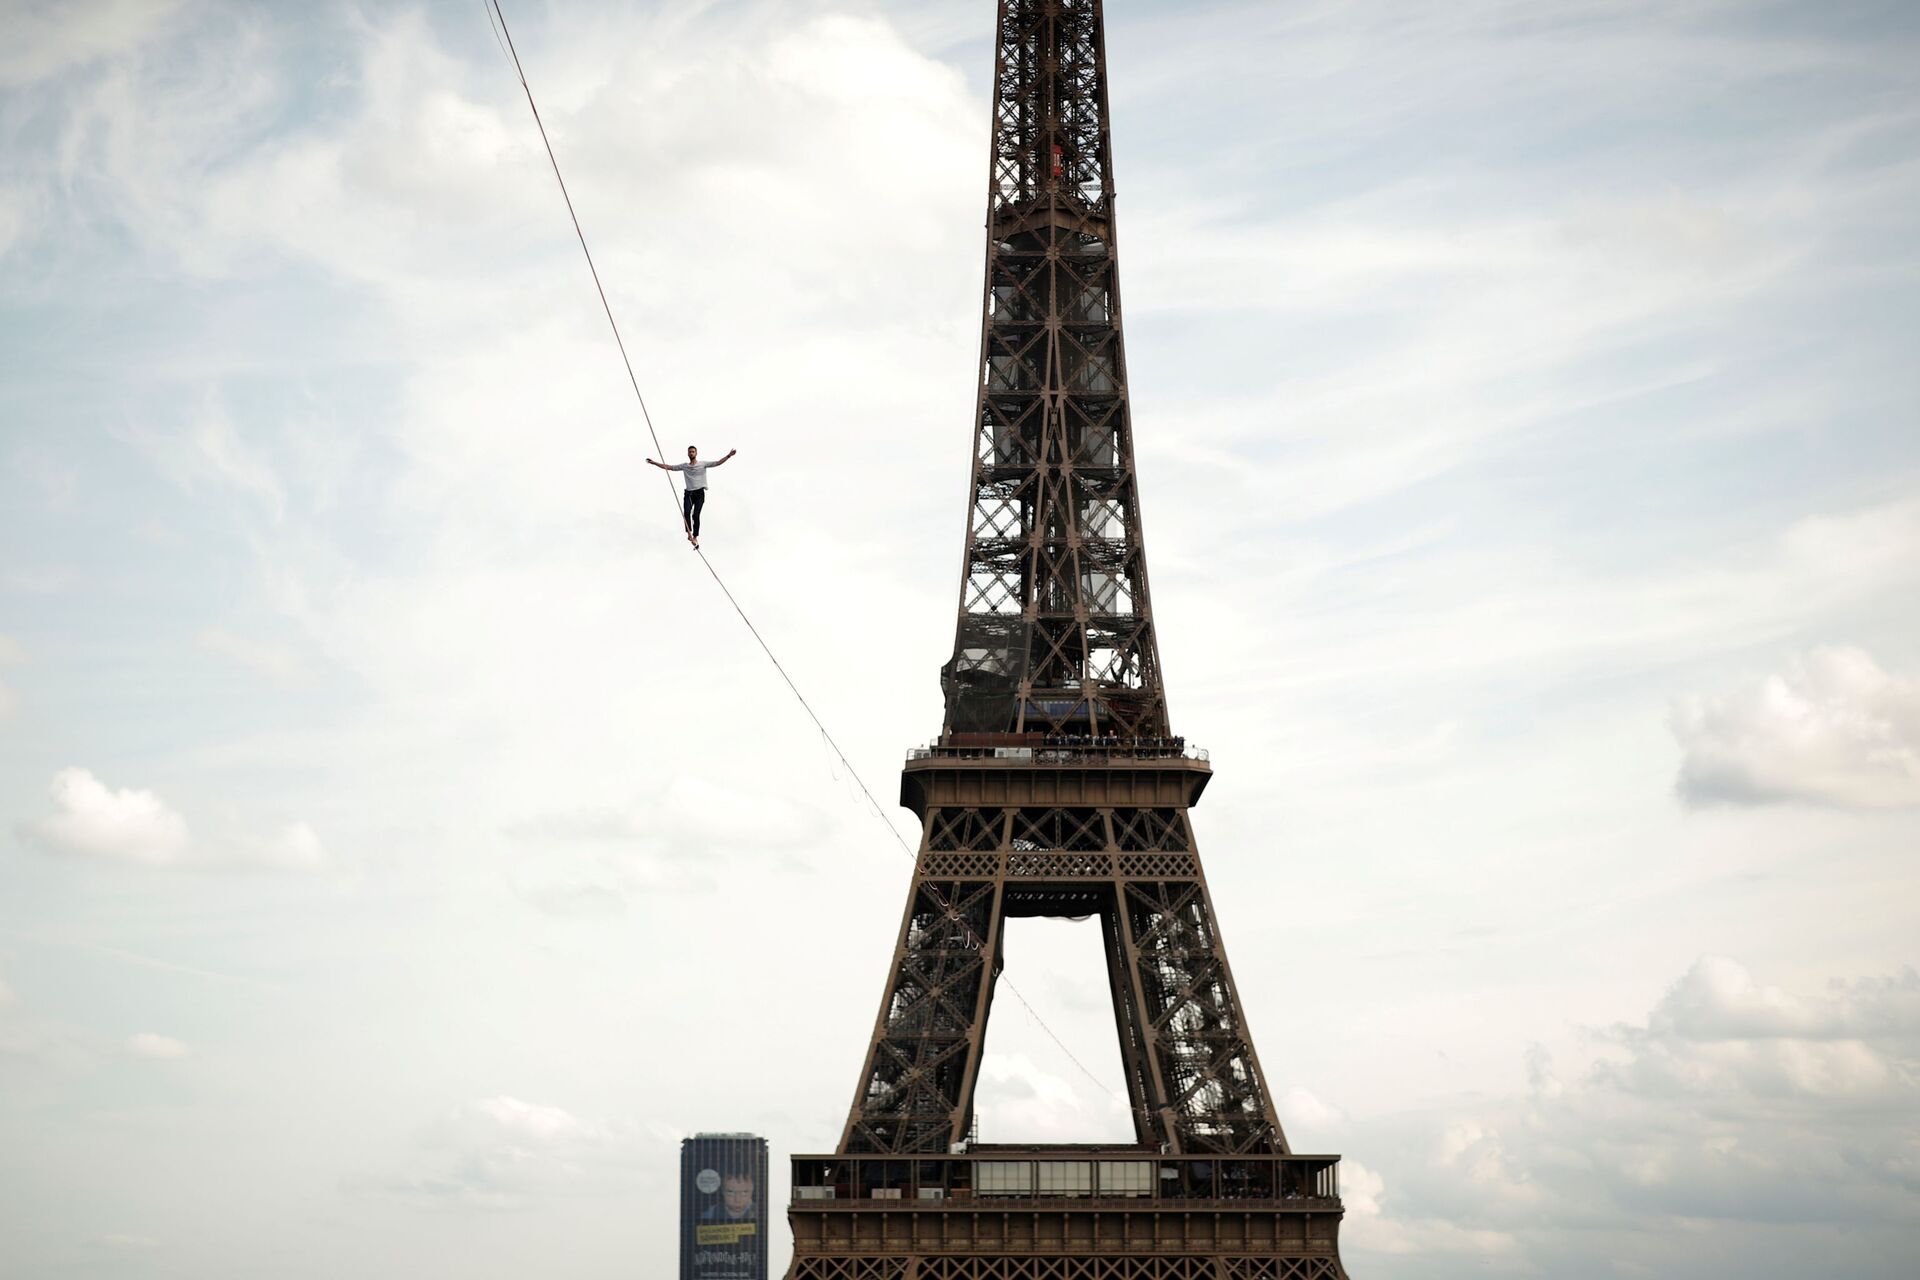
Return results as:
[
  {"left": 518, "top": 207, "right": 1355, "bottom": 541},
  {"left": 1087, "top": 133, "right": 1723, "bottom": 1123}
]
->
[
  {"left": 901, "top": 733, "right": 1212, "bottom": 819},
  {"left": 789, "top": 1150, "right": 1345, "bottom": 1263}
]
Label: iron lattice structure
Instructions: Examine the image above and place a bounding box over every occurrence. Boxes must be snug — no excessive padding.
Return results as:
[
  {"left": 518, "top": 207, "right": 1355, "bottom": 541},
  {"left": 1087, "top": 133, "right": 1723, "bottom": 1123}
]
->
[
  {"left": 941, "top": 0, "right": 1162, "bottom": 743},
  {"left": 787, "top": 4, "right": 1349, "bottom": 1278}
]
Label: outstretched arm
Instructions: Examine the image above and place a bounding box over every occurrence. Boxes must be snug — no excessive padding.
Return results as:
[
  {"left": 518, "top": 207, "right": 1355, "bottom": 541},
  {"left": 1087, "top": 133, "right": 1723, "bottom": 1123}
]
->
[{"left": 710, "top": 449, "right": 739, "bottom": 466}]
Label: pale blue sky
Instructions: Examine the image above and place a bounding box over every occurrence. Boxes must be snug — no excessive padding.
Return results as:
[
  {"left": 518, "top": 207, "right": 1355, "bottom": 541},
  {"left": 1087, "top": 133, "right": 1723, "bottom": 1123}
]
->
[{"left": 3, "top": 1, "right": 1918, "bottom": 1277}]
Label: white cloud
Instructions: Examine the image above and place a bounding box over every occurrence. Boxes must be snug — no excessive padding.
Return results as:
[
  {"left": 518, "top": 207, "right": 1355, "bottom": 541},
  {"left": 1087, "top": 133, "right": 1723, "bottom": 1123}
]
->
[
  {"left": 0, "top": 973, "right": 14, "bottom": 1006},
  {"left": 1672, "top": 646, "right": 1920, "bottom": 809},
  {"left": 469, "top": 1096, "right": 585, "bottom": 1144},
  {"left": 1610, "top": 956, "right": 1920, "bottom": 1102},
  {"left": 190, "top": 410, "right": 285, "bottom": 519},
  {"left": 1649, "top": 954, "right": 1836, "bottom": 1039},
  {"left": 973, "top": 1053, "right": 1130, "bottom": 1143},
  {"left": 123, "top": 401, "right": 288, "bottom": 521},
  {"left": 1278, "top": 1084, "right": 1348, "bottom": 1137},
  {"left": 258, "top": 821, "right": 327, "bottom": 871},
  {"left": 20, "top": 768, "right": 328, "bottom": 871},
  {"left": 1608, "top": 1031, "right": 1901, "bottom": 1103},
  {"left": 0, "top": 0, "right": 186, "bottom": 88},
  {"left": 1339, "top": 1156, "right": 1525, "bottom": 1262},
  {"left": 127, "top": 1032, "right": 189, "bottom": 1059},
  {"left": 23, "top": 767, "right": 191, "bottom": 865},
  {"left": 1342, "top": 957, "right": 1920, "bottom": 1278}
]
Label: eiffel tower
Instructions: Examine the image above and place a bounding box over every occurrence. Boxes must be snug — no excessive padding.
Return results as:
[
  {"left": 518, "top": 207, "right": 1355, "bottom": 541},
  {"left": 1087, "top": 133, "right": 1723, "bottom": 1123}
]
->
[{"left": 785, "top": 3, "right": 1349, "bottom": 1277}]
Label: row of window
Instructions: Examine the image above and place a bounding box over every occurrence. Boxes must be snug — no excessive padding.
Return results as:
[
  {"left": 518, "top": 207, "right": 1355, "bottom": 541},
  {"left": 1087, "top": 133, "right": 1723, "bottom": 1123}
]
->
[
  {"left": 976, "top": 1160, "right": 1153, "bottom": 1197},
  {"left": 793, "top": 1158, "right": 1337, "bottom": 1203}
]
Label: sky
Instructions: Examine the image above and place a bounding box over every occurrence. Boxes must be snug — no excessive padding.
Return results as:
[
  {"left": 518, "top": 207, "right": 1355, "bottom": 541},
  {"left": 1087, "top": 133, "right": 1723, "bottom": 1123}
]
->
[{"left": 2, "top": 0, "right": 1918, "bottom": 1276}]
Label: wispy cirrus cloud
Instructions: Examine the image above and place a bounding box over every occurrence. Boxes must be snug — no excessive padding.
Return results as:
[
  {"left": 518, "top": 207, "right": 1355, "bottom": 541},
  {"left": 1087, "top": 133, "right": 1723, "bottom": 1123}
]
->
[{"left": 0, "top": 0, "right": 188, "bottom": 89}]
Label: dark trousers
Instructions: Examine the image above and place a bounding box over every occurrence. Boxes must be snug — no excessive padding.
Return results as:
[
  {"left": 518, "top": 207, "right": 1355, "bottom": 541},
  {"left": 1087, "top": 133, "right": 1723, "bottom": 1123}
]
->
[{"left": 682, "top": 487, "right": 706, "bottom": 537}]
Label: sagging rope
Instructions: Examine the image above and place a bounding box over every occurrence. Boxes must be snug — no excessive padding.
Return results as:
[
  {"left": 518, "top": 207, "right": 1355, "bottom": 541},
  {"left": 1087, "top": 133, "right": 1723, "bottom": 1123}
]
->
[{"left": 483, "top": 0, "right": 1128, "bottom": 1112}]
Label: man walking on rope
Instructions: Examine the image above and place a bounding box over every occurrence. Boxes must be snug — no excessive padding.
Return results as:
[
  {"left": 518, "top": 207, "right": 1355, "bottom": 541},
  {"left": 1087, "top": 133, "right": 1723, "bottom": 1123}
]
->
[{"left": 647, "top": 445, "right": 737, "bottom": 548}]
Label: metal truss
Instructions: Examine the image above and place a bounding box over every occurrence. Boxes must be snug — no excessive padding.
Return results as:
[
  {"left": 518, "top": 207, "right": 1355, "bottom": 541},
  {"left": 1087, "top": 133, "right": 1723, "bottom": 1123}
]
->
[
  {"left": 789, "top": 3, "right": 1351, "bottom": 1278},
  {"left": 943, "top": 0, "right": 1166, "bottom": 741},
  {"left": 840, "top": 795, "right": 1282, "bottom": 1158}
]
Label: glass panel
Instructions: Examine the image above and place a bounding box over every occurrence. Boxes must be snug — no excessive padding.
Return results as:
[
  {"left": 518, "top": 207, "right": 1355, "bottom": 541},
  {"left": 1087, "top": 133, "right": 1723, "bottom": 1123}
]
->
[
  {"left": 977, "top": 1161, "right": 1032, "bottom": 1197},
  {"left": 1036, "top": 1161, "right": 1091, "bottom": 1197},
  {"left": 1097, "top": 1161, "right": 1153, "bottom": 1197}
]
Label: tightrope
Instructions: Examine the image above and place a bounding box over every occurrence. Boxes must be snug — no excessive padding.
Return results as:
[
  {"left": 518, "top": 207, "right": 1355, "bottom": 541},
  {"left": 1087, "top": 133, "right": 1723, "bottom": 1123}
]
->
[{"left": 484, "top": 0, "right": 1128, "bottom": 1111}]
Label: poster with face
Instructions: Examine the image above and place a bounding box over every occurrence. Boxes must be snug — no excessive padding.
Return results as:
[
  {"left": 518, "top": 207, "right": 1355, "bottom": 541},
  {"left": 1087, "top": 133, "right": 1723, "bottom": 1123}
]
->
[{"left": 679, "top": 1135, "right": 768, "bottom": 1280}]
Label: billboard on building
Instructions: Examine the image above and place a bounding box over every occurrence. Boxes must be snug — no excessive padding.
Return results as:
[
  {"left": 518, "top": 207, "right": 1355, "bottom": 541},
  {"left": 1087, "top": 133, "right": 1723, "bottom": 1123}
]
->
[{"left": 680, "top": 1133, "right": 769, "bottom": 1280}]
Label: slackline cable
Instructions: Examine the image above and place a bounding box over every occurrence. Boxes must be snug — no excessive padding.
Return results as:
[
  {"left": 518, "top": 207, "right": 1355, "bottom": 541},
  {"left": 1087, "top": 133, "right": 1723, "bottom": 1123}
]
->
[{"left": 484, "top": 0, "right": 1129, "bottom": 1113}]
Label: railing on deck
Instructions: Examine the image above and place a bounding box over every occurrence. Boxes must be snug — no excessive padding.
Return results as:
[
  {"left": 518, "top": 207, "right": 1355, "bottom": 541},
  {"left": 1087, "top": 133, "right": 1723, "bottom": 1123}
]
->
[
  {"left": 908, "top": 733, "right": 1208, "bottom": 765},
  {"left": 791, "top": 1153, "right": 1338, "bottom": 1207}
]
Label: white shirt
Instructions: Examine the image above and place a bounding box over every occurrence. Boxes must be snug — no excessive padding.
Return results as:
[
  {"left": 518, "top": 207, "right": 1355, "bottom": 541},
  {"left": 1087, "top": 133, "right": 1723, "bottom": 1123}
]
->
[{"left": 668, "top": 460, "right": 717, "bottom": 490}]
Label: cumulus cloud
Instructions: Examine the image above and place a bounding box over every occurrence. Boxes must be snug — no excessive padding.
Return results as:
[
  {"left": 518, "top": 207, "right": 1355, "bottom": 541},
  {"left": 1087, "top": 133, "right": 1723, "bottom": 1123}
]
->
[
  {"left": 20, "top": 767, "right": 327, "bottom": 871},
  {"left": 1650, "top": 954, "right": 1830, "bottom": 1037},
  {"left": 23, "top": 767, "right": 191, "bottom": 864},
  {"left": 972, "top": 1053, "right": 1132, "bottom": 1143},
  {"left": 1340, "top": 1152, "right": 1523, "bottom": 1261},
  {"left": 1343, "top": 957, "right": 1920, "bottom": 1278},
  {"left": 1604, "top": 956, "right": 1920, "bottom": 1103},
  {"left": 468, "top": 1096, "right": 585, "bottom": 1143},
  {"left": 1278, "top": 1084, "right": 1348, "bottom": 1137},
  {"left": 1672, "top": 646, "right": 1920, "bottom": 809},
  {"left": 1648, "top": 954, "right": 1920, "bottom": 1041},
  {"left": 127, "top": 1033, "right": 189, "bottom": 1060}
]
